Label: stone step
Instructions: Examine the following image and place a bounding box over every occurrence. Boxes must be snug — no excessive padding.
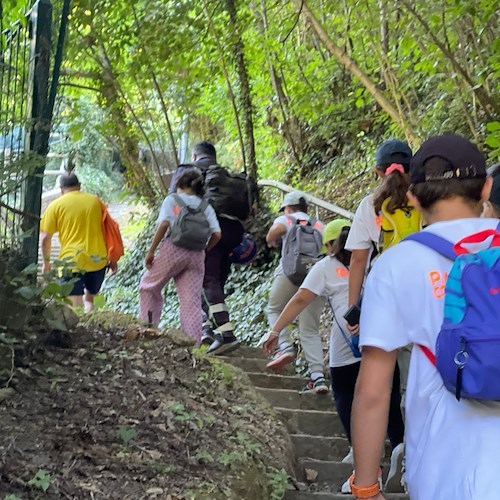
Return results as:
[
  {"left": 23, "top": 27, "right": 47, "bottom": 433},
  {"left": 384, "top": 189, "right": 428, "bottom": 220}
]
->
[
  {"left": 218, "top": 355, "right": 295, "bottom": 374},
  {"left": 222, "top": 345, "right": 264, "bottom": 359},
  {"left": 298, "top": 459, "right": 352, "bottom": 484},
  {"left": 276, "top": 408, "right": 344, "bottom": 437},
  {"left": 247, "top": 372, "right": 307, "bottom": 391},
  {"left": 291, "top": 434, "right": 349, "bottom": 461},
  {"left": 257, "top": 387, "right": 333, "bottom": 411},
  {"left": 285, "top": 492, "right": 408, "bottom": 500}
]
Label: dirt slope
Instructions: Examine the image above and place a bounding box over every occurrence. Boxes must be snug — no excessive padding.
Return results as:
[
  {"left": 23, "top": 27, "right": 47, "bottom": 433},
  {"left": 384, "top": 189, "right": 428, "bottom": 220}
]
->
[{"left": 0, "top": 312, "right": 293, "bottom": 500}]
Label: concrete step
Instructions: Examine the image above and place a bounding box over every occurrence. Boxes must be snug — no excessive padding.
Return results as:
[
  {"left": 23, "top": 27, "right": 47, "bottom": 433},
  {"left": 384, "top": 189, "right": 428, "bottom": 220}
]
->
[
  {"left": 217, "top": 355, "right": 295, "bottom": 374},
  {"left": 276, "top": 408, "right": 344, "bottom": 437},
  {"left": 257, "top": 387, "right": 333, "bottom": 411},
  {"left": 222, "top": 345, "right": 265, "bottom": 359},
  {"left": 285, "top": 492, "right": 408, "bottom": 500},
  {"left": 247, "top": 372, "right": 307, "bottom": 391},
  {"left": 298, "top": 459, "right": 352, "bottom": 484},
  {"left": 291, "top": 434, "right": 349, "bottom": 461}
]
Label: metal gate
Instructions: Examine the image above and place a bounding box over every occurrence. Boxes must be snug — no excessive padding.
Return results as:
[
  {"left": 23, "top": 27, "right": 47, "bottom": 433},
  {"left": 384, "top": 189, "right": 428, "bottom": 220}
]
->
[{"left": 0, "top": 0, "right": 70, "bottom": 268}]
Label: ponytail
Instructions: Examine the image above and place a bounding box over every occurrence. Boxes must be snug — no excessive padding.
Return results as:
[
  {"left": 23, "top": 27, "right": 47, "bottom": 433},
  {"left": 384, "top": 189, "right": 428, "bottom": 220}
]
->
[
  {"left": 373, "top": 169, "right": 411, "bottom": 214},
  {"left": 330, "top": 226, "right": 351, "bottom": 268}
]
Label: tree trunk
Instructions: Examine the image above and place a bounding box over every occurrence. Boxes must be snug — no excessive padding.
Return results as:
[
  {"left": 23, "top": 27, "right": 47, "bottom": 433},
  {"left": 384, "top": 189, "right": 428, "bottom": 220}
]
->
[
  {"left": 98, "top": 48, "right": 158, "bottom": 203},
  {"left": 202, "top": 0, "right": 247, "bottom": 172},
  {"left": 225, "top": 0, "right": 258, "bottom": 178},
  {"left": 291, "top": 0, "right": 418, "bottom": 144}
]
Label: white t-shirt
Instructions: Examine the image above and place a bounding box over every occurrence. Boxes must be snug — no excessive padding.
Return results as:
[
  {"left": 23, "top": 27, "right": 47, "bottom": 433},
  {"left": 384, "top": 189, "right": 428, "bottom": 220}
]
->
[
  {"left": 301, "top": 255, "right": 359, "bottom": 368},
  {"left": 359, "top": 218, "right": 500, "bottom": 500},
  {"left": 345, "top": 194, "right": 380, "bottom": 251},
  {"left": 157, "top": 193, "right": 220, "bottom": 234}
]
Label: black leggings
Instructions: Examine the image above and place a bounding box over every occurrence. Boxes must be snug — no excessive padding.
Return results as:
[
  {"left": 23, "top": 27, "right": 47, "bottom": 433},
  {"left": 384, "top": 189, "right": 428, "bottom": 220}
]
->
[{"left": 330, "top": 362, "right": 404, "bottom": 448}]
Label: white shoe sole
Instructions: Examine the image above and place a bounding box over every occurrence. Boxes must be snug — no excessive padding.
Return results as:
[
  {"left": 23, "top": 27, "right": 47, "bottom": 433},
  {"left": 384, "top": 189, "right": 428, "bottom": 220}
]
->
[{"left": 384, "top": 443, "right": 405, "bottom": 493}]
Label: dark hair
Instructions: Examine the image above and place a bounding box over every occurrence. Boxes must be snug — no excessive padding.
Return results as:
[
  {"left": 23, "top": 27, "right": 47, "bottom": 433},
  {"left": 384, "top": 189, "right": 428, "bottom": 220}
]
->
[
  {"left": 409, "top": 157, "right": 485, "bottom": 209},
  {"left": 330, "top": 226, "right": 351, "bottom": 268},
  {"left": 373, "top": 170, "right": 411, "bottom": 214},
  {"left": 175, "top": 167, "right": 205, "bottom": 197},
  {"left": 287, "top": 199, "right": 308, "bottom": 213},
  {"left": 192, "top": 141, "right": 216, "bottom": 160},
  {"left": 59, "top": 173, "right": 80, "bottom": 188}
]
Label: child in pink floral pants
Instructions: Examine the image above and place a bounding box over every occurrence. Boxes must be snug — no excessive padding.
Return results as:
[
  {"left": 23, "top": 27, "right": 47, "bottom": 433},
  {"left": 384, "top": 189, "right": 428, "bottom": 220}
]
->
[{"left": 139, "top": 168, "right": 221, "bottom": 343}]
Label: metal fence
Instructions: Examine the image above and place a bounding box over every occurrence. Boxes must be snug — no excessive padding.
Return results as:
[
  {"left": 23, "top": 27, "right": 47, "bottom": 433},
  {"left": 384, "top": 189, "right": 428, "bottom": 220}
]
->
[{"left": 0, "top": 0, "right": 70, "bottom": 268}]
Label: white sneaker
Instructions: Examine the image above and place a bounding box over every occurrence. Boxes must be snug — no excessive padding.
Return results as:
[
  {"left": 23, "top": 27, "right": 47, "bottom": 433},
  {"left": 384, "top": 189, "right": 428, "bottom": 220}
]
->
[
  {"left": 384, "top": 442, "right": 405, "bottom": 493},
  {"left": 341, "top": 446, "right": 353, "bottom": 464},
  {"left": 340, "top": 477, "right": 351, "bottom": 494}
]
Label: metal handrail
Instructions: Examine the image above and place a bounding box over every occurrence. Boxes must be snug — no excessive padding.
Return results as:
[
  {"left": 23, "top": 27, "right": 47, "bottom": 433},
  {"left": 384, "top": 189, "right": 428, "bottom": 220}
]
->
[{"left": 257, "top": 179, "right": 354, "bottom": 220}]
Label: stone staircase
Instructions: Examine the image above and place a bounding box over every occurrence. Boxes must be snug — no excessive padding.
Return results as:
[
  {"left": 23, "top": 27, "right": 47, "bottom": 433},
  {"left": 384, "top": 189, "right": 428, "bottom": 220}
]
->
[{"left": 220, "top": 346, "right": 409, "bottom": 500}]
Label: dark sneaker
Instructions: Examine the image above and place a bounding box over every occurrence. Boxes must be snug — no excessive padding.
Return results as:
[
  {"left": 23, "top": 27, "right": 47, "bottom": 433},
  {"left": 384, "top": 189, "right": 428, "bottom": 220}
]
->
[
  {"left": 206, "top": 334, "right": 240, "bottom": 356},
  {"left": 201, "top": 330, "right": 215, "bottom": 346},
  {"left": 300, "top": 377, "right": 329, "bottom": 395},
  {"left": 266, "top": 345, "right": 297, "bottom": 371}
]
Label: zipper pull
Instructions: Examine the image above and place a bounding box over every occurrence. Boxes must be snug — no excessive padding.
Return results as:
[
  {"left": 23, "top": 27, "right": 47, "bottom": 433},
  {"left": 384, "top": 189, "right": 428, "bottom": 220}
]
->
[
  {"left": 454, "top": 337, "right": 469, "bottom": 401},
  {"left": 455, "top": 367, "right": 463, "bottom": 401}
]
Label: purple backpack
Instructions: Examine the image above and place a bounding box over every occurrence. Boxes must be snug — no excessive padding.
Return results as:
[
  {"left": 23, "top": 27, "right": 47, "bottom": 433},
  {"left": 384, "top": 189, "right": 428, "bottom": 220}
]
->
[{"left": 405, "top": 222, "right": 500, "bottom": 401}]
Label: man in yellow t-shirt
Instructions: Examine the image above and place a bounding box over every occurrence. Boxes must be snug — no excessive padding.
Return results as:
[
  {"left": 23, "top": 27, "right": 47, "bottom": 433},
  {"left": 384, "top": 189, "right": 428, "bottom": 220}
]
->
[{"left": 40, "top": 173, "right": 113, "bottom": 313}]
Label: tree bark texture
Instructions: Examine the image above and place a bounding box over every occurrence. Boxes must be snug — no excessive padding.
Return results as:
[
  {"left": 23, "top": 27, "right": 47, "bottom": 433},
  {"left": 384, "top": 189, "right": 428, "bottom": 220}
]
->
[{"left": 225, "top": 0, "right": 258, "bottom": 178}]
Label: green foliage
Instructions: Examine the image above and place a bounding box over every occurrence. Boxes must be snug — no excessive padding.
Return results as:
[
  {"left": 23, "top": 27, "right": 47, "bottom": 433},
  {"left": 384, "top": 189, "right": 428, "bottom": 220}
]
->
[
  {"left": 194, "top": 449, "right": 215, "bottom": 463},
  {"left": 28, "top": 469, "right": 51, "bottom": 492},
  {"left": 0, "top": 249, "right": 78, "bottom": 336},
  {"left": 266, "top": 468, "right": 293, "bottom": 500},
  {"left": 63, "top": 0, "right": 498, "bottom": 192},
  {"left": 485, "top": 121, "right": 500, "bottom": 159},
  {"left": 116, "top": 426, "right": 138, "bottom": 445}
]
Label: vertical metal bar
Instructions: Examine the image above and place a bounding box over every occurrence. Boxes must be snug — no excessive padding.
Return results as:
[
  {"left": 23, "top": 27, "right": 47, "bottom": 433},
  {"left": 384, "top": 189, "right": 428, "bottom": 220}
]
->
[{"left": 21, "top": 0, "right": 52, "bottom": 268}]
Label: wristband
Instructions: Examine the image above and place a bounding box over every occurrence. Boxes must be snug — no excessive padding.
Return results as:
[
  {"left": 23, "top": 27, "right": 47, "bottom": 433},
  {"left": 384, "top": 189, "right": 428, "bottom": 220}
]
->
[
  {"left": 269, "top": 331, "right": 279, "bottom": 337},
  {"left": 349, "top": 473, "right": 380, "bottom": 498}
]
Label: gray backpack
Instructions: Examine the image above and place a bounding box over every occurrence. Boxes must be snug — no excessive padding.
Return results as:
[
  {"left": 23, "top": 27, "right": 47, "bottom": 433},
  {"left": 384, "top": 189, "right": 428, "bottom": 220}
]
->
[
  {"left": 282, "top": 216, "right": 323, "bottom": 285},
  {"left": 170, "top": 194, "right": 211, "bottom": 250}
]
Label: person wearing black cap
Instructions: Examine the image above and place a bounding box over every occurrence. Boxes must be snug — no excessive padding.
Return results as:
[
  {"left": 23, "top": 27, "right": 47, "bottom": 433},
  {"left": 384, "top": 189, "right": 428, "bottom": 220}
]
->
[
  {"left": 483, "top": 164, "right": 500, "bottom": 219},
  {"left": 350, "top": 134, "right": 499, "bottom": 500}
]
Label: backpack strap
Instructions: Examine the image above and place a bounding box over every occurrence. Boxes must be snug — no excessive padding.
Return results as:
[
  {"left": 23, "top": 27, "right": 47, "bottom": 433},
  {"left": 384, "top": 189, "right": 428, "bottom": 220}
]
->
[
  {"left": 198, "top": 198, "right": 209, "bottom": 212},
  {"left": 404, "top": 232, "right": 457, "bottom": 261},
  {"left": 172, "top": 193, "right": 186, "bottom": 208},
  {"left": 453, "top": 221, "right": 500, "bottom": 254},
  {"left": 405, "top": 231, "right": 455, "bottom": 365},
  {"left": 418, "top": 344, "right": 436, "bottom": 366}
]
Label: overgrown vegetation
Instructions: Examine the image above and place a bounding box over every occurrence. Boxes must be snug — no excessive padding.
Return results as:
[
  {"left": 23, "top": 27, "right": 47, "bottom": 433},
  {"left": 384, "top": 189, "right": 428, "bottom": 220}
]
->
[
  {"left": 0, "top": 312, "right": 294, "bottom": 499},
  {"left": 56, "top": 0, "right": 498, "bottom": 207}
]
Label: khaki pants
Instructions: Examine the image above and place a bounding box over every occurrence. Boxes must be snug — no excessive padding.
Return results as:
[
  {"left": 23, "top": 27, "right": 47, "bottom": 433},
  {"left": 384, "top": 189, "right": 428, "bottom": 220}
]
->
[{"left": 267, "top": 268, "right": 325, "bottom": 373}]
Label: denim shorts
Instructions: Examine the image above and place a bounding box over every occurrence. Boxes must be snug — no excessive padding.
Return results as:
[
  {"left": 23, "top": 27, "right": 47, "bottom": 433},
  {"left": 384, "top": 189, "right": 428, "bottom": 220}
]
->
[{"left": 62, "top": 267, "right": 107, "bottom": 296}]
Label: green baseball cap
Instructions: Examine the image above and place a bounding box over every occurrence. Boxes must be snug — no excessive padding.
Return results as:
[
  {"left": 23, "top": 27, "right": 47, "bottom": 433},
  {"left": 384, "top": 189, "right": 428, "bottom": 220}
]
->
[{"left": 322, "top": 219, "right": 351, "bottom": 245}]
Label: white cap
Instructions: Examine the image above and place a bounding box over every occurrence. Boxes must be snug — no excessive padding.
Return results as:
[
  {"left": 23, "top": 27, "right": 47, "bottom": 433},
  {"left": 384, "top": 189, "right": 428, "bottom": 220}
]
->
[{"left": 280, "top": 190, "right": 308, "bottom": 211}]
